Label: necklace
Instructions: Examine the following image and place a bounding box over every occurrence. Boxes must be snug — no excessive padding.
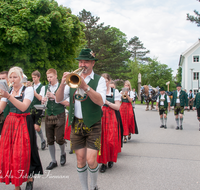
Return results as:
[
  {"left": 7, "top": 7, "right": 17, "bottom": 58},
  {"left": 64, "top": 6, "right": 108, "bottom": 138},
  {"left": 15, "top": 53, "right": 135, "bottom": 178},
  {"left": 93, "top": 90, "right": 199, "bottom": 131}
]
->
[{"left": 13, "top": 86, "right": 22, "bottom": 94}]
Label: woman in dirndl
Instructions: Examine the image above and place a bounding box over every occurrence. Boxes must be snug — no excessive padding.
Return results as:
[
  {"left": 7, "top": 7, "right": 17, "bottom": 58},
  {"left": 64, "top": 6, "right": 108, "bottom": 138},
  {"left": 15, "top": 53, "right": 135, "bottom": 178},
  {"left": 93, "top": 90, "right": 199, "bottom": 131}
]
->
[
  {"left": 0, "top": 66, "right": 43, "bottom": 190},
  {"left": 97, "top": 74, "right": 121, "bottom": 173},
  {"left": 120, "top": 80, "right": 138, "bottom": 143}
]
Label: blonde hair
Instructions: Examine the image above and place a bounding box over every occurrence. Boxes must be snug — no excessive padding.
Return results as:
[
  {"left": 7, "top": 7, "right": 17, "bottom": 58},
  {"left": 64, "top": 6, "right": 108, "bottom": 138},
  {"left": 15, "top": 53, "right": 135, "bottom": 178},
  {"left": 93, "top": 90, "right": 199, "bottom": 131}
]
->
[
  {"left": 8, "top": 66, "right": 23, "bottom": 83},
  {"left": 124, "top": 80, "right": 132, "bottom": 91}
]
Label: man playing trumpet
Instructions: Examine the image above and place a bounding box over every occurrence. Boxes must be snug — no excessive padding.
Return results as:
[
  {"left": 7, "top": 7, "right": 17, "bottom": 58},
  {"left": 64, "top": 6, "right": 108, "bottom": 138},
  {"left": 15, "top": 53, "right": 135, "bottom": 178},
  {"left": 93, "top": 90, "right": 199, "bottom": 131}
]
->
[{"left": 56, "top": 49, "right": 106, "bottom": 190}]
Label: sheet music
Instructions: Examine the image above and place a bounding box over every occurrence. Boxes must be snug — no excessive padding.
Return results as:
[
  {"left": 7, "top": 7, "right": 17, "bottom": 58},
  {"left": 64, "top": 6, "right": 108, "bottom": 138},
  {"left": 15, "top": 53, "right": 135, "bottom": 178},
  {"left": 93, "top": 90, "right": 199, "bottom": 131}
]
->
[{"left": 0, "top": 80, "right": 9, "bottom": 92}]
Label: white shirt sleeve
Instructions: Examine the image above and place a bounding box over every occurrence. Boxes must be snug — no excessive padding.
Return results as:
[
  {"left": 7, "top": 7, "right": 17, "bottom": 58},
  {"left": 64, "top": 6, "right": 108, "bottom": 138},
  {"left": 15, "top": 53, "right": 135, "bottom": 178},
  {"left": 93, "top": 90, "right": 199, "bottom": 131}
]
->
[
  {"left": 39, "top": 86, "right": 45, "bottom": 97},
  {"left": 156, "top": 96, "right": 159, "bottom": 103},
  {"left": 129, "top": 91, "right": 134, "bottom": 99},
  {"left": 167, "top": 95, "right": 170, "bottom": 103},
  {"left": 114, "top": 89, "right": 121, "bottom": 101},
  {"left": 96, "top": 76, "right": 106, "bottom": 104}
]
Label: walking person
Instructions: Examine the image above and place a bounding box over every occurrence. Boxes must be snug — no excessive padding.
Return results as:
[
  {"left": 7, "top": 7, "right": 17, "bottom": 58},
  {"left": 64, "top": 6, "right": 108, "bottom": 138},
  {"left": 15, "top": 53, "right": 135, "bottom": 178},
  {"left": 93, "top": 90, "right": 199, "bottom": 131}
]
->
[
  {"left": 30, "top": 70, "right": 46, "bottom": 150},
  {"left": 120, "top": 80, "right": 138, "bottom": 143},
  {"left": 97, "top": 73, "right": 121, "bottom": 173},
  {"left": 40, "top": 68, "right": 69, "bottom": 170},
  {"left": 188, "top": 89, "right": 194, "bottom": 111},
  {"left": 0, "top": 66, "right": 43, "bottom": 190},
  {"left": 170, "top": 83, "right": 188, "bottom": 130},
  {"left": 56, "top": 48, "right": 106, "bottom": 190},
  {"left": 156, "top": 87, "right": 171, "bottom": 129}
]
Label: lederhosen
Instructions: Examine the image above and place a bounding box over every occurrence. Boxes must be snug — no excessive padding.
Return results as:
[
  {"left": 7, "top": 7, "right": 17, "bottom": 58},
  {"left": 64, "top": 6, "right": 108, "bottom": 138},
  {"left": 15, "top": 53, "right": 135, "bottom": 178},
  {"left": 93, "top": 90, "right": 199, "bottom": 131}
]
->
[
  {"left": 158, "top": 94, "right": 168, "bottom": 115},
  {"left": 0, "top": 86, "right": 43, "bottom": 186},
  {"left": 30, "top": 83, "right": 43, "bottom": 126},
  {"left": 44, "top": 84, "right": 66, "bottom": 145}
]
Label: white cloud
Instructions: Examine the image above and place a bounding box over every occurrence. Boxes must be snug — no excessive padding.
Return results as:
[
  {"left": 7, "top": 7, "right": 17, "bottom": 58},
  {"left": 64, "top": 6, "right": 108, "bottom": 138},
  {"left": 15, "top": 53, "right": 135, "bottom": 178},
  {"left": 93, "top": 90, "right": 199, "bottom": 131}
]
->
[{"left": 58, "top": 0, "right": 200, "bottom": 75}]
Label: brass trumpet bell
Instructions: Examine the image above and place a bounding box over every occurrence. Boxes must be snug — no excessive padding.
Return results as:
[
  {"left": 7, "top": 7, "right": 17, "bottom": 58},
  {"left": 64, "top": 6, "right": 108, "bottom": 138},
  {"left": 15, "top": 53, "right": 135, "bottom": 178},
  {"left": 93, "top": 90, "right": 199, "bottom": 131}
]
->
[{"left": 65, "top": 67, "right": 85, "bottom": 88}]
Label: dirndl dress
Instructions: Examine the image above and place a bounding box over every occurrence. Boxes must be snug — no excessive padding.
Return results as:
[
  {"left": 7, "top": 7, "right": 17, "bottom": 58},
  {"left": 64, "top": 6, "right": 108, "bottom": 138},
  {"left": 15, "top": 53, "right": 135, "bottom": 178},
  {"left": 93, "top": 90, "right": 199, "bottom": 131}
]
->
[
  {"left": 0, "top": 86, "right": 43, "bottom": 186},
  {"left": 97, "top": 88, "right": 120, "bottom": 164}
]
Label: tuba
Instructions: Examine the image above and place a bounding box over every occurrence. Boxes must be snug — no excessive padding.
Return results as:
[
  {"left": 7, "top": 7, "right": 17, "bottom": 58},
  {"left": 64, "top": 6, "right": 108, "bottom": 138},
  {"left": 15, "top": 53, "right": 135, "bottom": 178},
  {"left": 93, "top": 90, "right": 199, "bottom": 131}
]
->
[
  {"left": 65, "top": 67, "right": 85, "bottom": 88},
  {"left": 122, "top": 88, "right": 129, "bottom": 99}
]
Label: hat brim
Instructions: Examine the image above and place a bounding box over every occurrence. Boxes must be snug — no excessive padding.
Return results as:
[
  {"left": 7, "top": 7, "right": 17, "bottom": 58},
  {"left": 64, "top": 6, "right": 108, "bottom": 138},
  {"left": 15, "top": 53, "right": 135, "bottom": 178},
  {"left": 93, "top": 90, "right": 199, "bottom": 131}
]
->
[{"left": 75, "top": 57, "right": 98, "bottom": 61}]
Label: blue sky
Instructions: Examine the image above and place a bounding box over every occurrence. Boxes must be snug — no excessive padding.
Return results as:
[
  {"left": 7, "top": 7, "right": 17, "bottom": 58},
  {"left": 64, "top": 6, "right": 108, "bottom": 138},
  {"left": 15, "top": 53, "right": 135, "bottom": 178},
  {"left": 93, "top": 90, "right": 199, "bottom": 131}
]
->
[{"left": 57, "top": 0, "right": 200, "bottom": 76}]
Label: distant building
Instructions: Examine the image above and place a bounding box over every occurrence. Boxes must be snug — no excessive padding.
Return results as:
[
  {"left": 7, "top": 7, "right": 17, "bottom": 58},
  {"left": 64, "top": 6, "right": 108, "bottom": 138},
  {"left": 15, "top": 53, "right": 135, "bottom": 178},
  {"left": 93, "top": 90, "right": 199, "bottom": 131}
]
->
[{"left": 179, "top": 39, "right": 200, "bottom": 95}]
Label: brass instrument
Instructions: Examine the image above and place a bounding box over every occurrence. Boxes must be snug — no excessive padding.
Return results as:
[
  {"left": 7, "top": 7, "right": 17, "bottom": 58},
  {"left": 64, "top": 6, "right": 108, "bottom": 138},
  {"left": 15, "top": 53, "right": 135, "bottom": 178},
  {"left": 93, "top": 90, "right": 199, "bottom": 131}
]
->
[
  {"left": 65, "top": 67, "right": 85, "bottom": 88},
  {"left": 26, "top": 81, "right": 34, "bottom": 87},
  {"left": 122, "top": 88, "right": 129, "bottom": 99}
]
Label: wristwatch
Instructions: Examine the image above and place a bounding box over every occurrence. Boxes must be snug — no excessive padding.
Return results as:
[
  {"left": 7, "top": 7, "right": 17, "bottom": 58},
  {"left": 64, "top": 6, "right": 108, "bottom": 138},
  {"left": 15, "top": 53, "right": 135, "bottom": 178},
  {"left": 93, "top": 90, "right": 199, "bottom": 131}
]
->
[{"left": 85, "top": 86, "right": 91, "bottom": 93}]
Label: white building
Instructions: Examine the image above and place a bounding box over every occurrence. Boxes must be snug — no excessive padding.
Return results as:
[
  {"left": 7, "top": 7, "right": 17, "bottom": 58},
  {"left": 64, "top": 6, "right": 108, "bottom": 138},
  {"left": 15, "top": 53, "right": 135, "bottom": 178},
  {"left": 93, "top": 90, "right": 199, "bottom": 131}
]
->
[{"left": 179, "top": 39, "right": 200, "bottom": 94}]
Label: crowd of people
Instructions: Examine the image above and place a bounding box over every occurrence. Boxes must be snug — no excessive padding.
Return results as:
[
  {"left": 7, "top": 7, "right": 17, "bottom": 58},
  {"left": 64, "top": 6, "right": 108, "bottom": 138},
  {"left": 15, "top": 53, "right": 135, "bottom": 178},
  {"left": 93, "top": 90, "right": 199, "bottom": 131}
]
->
[{"left": 0, "top": 49, "right": 138, "bottom": 190}]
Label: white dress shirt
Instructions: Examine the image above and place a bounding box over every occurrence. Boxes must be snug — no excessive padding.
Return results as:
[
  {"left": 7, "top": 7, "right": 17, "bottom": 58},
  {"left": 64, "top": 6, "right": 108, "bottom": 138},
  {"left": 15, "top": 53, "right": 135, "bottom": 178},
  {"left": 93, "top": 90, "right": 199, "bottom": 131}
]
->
[
  {"left": 156, "top": 94, "right": 170, "bottom": 105},
  {"left": 40, "top": 82, "right": 59, "bottom": 97},
  {"left": 33, "top": 82, "right": 41, "bottom": 91},
  {"left": 107, "top": 88, "right": 121, "bottom": 101},
  {"left": 57, "top": 70, "right": 106, "bottom": 119},
  {"left": 176, "top": 90, "right": 181, "bottom": 103}
]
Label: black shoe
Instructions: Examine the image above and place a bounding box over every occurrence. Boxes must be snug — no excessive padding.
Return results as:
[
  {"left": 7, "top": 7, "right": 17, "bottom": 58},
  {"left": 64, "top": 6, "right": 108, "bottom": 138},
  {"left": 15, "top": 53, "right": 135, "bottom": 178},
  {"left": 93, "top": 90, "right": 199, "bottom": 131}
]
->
[
  {"left": 100, "top": 164, "right": 107, "bottom": 173},
  {"left": 164, "top": 125, "right": 167, "bottom": 129},
  {"left": 46, "top": 162, "right": 57, "bottom": 170},
  {"left": 60, "top": 153, "right": 66, "bottom": 166},
  {"left": 41, "top": 140, "right": 46, "bottom": 150},
  {"left": 25, "top": 178, "right": 34, "bottom": 190},
  {"left": 180, "top": 125, "right": 183, "bottom": 130},
  {"left": 176, "top": 126, "right": 179, "bottom": 130},
  {"left": 108, "top": 161, "right": 113, "bottom": 168},
  {"left": 128, "top": 134, "right": 131, "bottom": 140},
  {"left": 160, "top": 125, "right": 164, "bottom": 128},
  {"left": 93, "top": 186, "right": 99, "bottom": 190},
  {"left": 69, "top": 150, "right": 73, "bottom": 154}
]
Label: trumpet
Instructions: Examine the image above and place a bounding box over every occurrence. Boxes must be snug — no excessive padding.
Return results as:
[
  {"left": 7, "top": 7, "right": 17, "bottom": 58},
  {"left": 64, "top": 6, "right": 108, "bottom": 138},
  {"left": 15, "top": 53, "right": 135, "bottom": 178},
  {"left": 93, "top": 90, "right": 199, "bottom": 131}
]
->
[
  {"left": 26, "top": 81, "right": 34, "bottom": 87},
  {"left": 65, "top": 67, "right": 85, "bottom": 88},
  {"left": 122, "top": 87, "right": 129, "bottom": 99}
]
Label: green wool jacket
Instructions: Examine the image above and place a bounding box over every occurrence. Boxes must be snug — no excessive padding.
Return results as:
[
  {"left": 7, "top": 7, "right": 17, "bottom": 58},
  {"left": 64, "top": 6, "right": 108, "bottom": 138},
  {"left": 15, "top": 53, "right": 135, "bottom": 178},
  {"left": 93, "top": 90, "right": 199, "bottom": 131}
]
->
[
  {"left": 193, "top": 93, "right": 200, "bottom": 108},
  {"left": 68, "top": 74, "right": 102, "bottom": 128},
  {"left": 170, "top": 90, "right": 188, "bottom": 107}
]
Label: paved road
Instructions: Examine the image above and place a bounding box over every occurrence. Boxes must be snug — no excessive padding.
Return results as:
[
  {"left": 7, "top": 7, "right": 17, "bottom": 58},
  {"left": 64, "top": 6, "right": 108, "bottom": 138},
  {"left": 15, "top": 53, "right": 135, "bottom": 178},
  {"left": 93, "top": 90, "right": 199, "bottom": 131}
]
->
[{"left": 1, "top": 105, "right": 200, "bottom": 190}]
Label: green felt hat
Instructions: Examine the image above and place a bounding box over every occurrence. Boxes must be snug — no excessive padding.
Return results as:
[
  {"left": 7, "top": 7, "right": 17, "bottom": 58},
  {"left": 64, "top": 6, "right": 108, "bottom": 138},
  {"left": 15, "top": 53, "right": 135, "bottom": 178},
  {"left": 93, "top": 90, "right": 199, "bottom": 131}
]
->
[
  {"left": 75, "top": 49, "right": 98, "bottom": 61},
  {"left": 159, "top": 87, "right": 165, "bottom": 91},
  {"left": 176, "top": 83, "right": 182, "bottom": 87}
]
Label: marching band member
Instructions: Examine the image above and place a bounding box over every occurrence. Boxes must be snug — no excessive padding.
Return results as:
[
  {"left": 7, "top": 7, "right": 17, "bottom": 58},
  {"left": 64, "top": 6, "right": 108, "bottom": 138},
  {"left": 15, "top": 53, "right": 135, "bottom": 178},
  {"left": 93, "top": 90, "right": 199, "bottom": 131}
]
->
[
  {"left": 56, "top": 49, "right": 106, "bottom": 190},
  {"left": 40, "top": 68, "right": 69, "bottom": 170},
  {"left": 30, "top": 70, "right": 46, "bottom": 150},
  {"left": 120, "top": 80, "right": 138, "bottom": 143},
  {"left": 0, "top": 66, "right": 43, "bottom": 190},
  {"left": 170, "top": 83, "right": 188, "bottom": 130},
  {"left": 156, "top": 87, "right": 171, "bottom": 129},
  {"left": 97, "top": 73, "right": 121, "bottom": 173}
]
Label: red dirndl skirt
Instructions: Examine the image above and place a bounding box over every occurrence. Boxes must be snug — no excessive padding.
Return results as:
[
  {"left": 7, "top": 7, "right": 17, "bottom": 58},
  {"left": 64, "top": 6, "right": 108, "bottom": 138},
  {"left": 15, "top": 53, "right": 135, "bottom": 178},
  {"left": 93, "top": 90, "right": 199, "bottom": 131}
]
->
[
  {"left": 97, "top": 106, "right": 119, "bottom": 164},
  {"left": 0, "top": 113, "right": 31, "bottom": 186},
  {"left": 64, "top": 116, "right": 71, "bottom": 140},
  {"left": 119, "top": 102, "right": 135, "bottom": 136}
]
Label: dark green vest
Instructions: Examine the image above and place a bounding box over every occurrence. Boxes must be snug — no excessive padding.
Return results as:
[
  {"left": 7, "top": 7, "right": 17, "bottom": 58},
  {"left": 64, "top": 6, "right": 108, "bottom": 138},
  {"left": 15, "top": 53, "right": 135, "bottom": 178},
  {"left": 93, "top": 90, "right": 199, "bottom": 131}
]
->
[
  {"left": 8, "top": 86, "right": 30, "bottom": 114},
  {"left": 68, "top": 74, "right": 102, "bottom": 128},
  {"left": 30, "top": 83, "right": 43, "bottom": 109},
  {"left": 158, "top": 94, "right": 168, "bottom": 108},
  {"left": 45, "top": 84, "right": 65, "bottom": 116}
]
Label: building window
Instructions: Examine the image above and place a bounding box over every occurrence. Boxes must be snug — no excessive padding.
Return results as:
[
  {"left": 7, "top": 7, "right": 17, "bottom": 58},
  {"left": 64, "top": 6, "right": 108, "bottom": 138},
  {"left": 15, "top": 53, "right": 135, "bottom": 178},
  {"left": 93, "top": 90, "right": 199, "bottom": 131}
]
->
[
  {"left": 193, "top": 55, "right": 199, "bottom": 62},
  {"left": 194, "top": 90, "right": 198, "bottom": 95},
  {"left": 193, "top": 72, "right": 199, "bottom": 80}
]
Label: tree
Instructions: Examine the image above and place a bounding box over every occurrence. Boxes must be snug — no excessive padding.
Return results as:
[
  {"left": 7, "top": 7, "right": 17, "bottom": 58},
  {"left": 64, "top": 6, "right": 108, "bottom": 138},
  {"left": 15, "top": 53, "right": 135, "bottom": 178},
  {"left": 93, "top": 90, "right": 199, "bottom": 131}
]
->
[
  {"left": 0, "top": 0, "right": 85, "bottom": 83},
  {"left": 128, "top": 36, "right": 150, "bottom": 63},
  {"left": 187, "top": 0, "right": 200, "bottom": 27},
  {"left": 78, "top": 9, "right": 131, "bottom": 80},
  {"left": 139, "top": 58, "right": 174, "bottom": 91},
  {"left": 175, "top": 67, "right": 182, "bottom": 84}
]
